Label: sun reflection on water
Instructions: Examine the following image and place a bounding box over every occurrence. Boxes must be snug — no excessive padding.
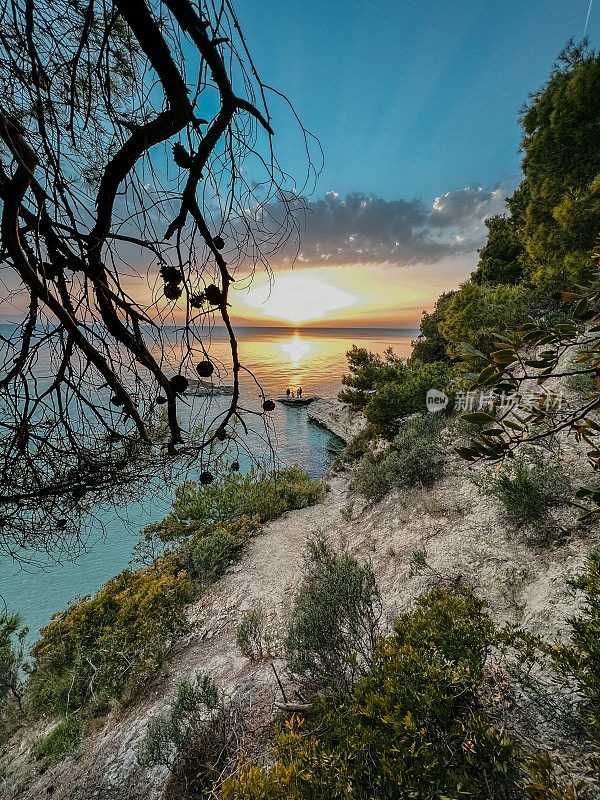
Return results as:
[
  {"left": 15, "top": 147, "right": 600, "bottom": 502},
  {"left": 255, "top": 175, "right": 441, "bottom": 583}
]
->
[{"left": 279, "top": 332, "right": 312, "bottom": 365}]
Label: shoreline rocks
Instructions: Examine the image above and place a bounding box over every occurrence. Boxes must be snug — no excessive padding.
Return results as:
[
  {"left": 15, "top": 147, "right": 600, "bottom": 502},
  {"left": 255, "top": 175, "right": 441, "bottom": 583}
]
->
[{"left": 307, "top": 398, "right": 367, "bottom": 443}]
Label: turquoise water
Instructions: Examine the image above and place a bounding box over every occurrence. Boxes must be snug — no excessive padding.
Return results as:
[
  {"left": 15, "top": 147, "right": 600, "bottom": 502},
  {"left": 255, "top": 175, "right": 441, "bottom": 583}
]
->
[{"left": 0, "top": 327, "right": 416, "bottom": 642}]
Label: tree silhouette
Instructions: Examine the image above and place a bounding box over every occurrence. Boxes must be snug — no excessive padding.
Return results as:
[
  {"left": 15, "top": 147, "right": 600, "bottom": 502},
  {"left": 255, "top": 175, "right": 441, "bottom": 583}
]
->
[{"left": 0, "top": 0, "right": 319, "bottom": 559}]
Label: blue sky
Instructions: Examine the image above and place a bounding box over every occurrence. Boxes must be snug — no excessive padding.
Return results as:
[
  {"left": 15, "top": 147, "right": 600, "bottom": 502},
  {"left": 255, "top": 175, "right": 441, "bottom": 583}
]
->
[
  {"left": 215, "top": 1, "right": 600, "bottom": 325},
  {"left": 235, "top": 0, "right": 597, "bottom": 203}
]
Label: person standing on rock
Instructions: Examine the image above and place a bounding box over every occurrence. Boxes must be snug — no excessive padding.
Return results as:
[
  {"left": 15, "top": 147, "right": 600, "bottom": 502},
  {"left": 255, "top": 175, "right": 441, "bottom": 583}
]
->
[
  {"left": 298, "top": 387, "right": 302, "bottom": 398},
  {"left": 286, "top": 388, "right": 291, "bottom": 397}
]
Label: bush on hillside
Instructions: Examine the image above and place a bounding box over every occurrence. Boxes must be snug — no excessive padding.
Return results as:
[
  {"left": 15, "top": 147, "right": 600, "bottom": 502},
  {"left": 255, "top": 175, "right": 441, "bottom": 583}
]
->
[
  {"left": 553, "top": 549, "right": 600, "bottom": 761},
  {"left": 152, "top": 465, "right": 323, "bottom": 542},
  {"left": 138, "top": 672, "right": 245, "bottom": 796},
  {"left": 27, "top": 559, "right": 192, "bottom": 717},
  {"left": 284, "top": 534, "right": 382, "bottom": 695},
  {"left": 352, "top": 414, "right": 444, "bottom": 502},
  {"left": 0, "top": 612, "right": 27, "bottom": 710},
  {"left": 33, "top": 717, "right": 82, "bottom": 763},
  {"left": 236, "top": 604, "right": 269, "bottom": 659},
  {"left": 339, "top": 347, "right": 456, "bottom": 438},
  {"left": 190, "top": 526, "right": 246, "bottom": 584},
  {"left": 223, "top": 589, "right": 522, "bottom": 800},
  {"left": 473, "top": 447, "right": 567, "bottom": 525},
  {"left": 331, "top": 429, "right": 373, "bottom": 470}
]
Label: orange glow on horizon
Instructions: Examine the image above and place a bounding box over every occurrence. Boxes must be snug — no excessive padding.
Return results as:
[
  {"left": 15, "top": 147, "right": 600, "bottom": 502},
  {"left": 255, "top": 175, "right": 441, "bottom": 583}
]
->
[
  {"left": 117, "top": 259, "right": 467, "bottom": 329},
  {"left": 229, "top": 264, "right": 446, "bottom": 328}
]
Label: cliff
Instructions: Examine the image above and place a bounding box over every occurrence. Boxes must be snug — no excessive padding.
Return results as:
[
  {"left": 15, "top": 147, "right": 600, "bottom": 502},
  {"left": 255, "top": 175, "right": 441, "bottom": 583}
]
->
[
  {"left": 307, "top": 398, "right": 368, "bottom": 443},
  {"left": 2, "top": 412, "right": 598, "bottom": 799}
]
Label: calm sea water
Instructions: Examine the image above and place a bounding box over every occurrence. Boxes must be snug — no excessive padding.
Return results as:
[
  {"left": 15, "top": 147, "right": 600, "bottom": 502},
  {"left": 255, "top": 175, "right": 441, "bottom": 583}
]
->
[{"left": 0, "top": 326, "right": 415, "bottom": 641}]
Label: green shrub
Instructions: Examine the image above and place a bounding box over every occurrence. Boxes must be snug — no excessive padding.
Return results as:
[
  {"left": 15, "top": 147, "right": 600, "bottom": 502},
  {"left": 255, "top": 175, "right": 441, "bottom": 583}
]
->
[
  {"left": 284, "top": 534, "right": 382, "bottom": 695},
  {"left": 191, "top": 529, "right": 241, "bottom": 583},
  {"left": 352, "top": 414, "right": 444, "bottom": 502},
  {"left": 474, "top": 448, "right": 566, "bottom": 524},
  {"left": 169, "top": 466, "right": 324, "bottom": 535},
  {"left": 332, "top": 429, "right": 373, "bottom": 470},
  {"left": 138, "top": 672, "right": 244, "bottom": 795},
  {"left": 553, "top": 551, "right": 600, "bottom": 760},
  {"left": 223, "top": 589, "right": 521, "bottom": 800},
  {"left": 137, "top": 672, "right": 219, "bottom": 772},
  {"left": 27, "top": 558, "right": 192, "bottom": 717},
  {"left": 33, "top": 717, "right": 82, "bottom": 762},
  {"left": 363, "top": 360, "right": 455, "bottom": 438},
  {"left": 236, "top": 604, "right": 268, "bottom": 659},
  {"left": 0, "top": 612, "right": 27, "bottom": 709}
]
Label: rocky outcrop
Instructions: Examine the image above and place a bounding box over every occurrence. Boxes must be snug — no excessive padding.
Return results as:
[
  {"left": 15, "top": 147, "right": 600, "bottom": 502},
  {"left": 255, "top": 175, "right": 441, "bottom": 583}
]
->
[
  {"left": 185, "top": 378, "right": 234, "bottom": 396},
  {"left": 307, "top": 398, "right": 367, "bottom": 443}
]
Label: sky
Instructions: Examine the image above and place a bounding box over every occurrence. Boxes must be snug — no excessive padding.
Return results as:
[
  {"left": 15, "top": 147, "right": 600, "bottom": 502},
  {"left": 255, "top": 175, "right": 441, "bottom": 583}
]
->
[
  {"left": 1, "top": 2, "right": 598, "bottom": 328},
  {"left": 224, "top": 0, "right": 599, "bottom": 327}
]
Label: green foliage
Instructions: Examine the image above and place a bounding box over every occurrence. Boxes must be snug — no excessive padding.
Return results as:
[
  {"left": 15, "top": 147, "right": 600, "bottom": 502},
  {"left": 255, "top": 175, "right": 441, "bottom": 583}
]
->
[
  {"left": 352, "top": 414, "right": 444, "bottom": 502},
  {"left": 0, "top": 611, "right": 27, "bottom": 708},
  {"left": 236, "top": 604, "right": 268, "bottom": 659},
  {"left": 553, "top": 551, "right": 600, "bottom": 759},
  {"left": 438, "top": 282, "right": 533, "bottom": 360},
  {"left": 338, "top": 345, "right": 406, "bottom": 410},
  {"left": 519, "top": 42, "right": 600, "bottom": 285},
  {"left": 472, "top": 215, "right": 526, "bottom": 285},
  {"left": 33, "top": 717, "right": 82, "bottom": 763},
  {"left": 137, "top": 672, "right": 244, "bottom": 797},
  {"left": 474, "top": 448, "right": 566, "bottom": 525},
  {"left": 223, "top": 589, "right": 521, "bottom": 800},
  {"left": 284, "top": 534, "right": 382, "bottom": 695},
  {"left": 340, "top": 347, "right": 455, "bottom": 438},
  {"left": 137, "top": 672, "right": 219, "bottom": 772},
  {"left": 191, "top": 527, "right": 244, "bottom": 583},
  {"left": 364, "top": 360, "right": 455, "bottom": 436},
  {"left": 27, "top": 558, "right": 192, "bottom": 717},
  {"left": 331, "top": 428, "right": 372, "bottom": 469},
  {"left": 339, "top": 501, "right": 354, "bottom": 522},
  {"left": 411, "top": 290, "right": 457, "bottom": 362},
  {"left": 164, "top": 465, "right": 323, "bottom": 538}
]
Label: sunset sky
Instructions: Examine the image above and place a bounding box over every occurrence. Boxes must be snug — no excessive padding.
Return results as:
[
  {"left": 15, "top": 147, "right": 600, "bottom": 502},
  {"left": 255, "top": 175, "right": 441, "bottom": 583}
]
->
[
  {"left": 1, "top": 2, "right": 598, "bottom": 329},
  {"left": 222, "top": 0, "right": 598, "bottom": 327}
]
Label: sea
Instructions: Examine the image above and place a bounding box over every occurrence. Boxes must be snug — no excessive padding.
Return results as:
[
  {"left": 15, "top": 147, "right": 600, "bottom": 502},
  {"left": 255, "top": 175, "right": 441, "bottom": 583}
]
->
[{"left": 0, "top": 326, "right": 416, "bottom": 642}]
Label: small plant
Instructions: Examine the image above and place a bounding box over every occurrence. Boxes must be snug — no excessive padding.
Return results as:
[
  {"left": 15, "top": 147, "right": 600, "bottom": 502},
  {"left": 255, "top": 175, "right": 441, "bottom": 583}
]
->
[
  {"left": 340, "top": 501, "right": 354, "bottom": 522},
  {"left": 138, "top": 672, "right": 245, "bottom": 795},
  {"left": 191, "top": 528, "right": 241, "bottom": 583},
  {"left": 285, "top": 534, "right": 382, "bottom": 695},
  {"left": 409, "top": 547, "right": 458, "bottom": 587},
  {"left": 474, "top": 447, "right": 567, "bottom": 525},
  {"left": 352, "top": 414, "right": 444, "bottom": 502},
  {"left": 408, "top": 547, "right": 428, "bottom": 577},
  {"left": 236, "top": 604, "right": 268, "bottom": 659},
  {"left": 33, "top": 717, "right": 82, "bottom": 763}
]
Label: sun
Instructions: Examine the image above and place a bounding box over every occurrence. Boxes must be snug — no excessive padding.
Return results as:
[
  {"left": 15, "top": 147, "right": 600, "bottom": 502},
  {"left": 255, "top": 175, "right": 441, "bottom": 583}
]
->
[{"left": 240, "top": 271, "right": 358, "bottom": 324}]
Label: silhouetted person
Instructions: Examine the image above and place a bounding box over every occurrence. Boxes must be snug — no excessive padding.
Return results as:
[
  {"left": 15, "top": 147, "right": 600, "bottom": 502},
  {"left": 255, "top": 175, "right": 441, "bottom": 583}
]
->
[
  {"left": 286, "top": 388, "right": 290, "bottom": 397},
  {"left": 298, "top": 387, "right": 302, "bottom": 397}
]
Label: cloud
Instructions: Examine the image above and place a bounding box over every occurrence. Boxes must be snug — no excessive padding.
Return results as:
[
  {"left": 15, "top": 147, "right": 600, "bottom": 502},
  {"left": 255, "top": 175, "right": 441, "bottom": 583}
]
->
[
  {"left": 428, "top": 184, "right": 510, "bottom": 230},
  {"left": 259, "top": 181, "right": 517, "bottom": 269}
]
